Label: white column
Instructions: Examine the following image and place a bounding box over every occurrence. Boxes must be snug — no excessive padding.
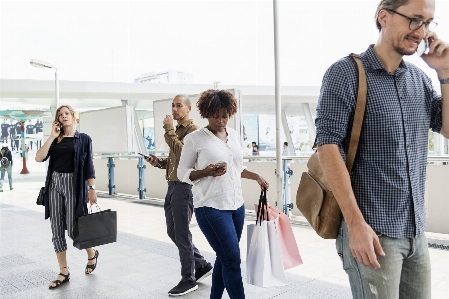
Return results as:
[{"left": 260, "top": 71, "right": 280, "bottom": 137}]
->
[
  {"left": 302, "top": 103, "right": 316, "bottom": 144},
  {"left": 273, "top": 0, "right": 283, "bottom": 207},
  {"left": 281, "top": 108, "right": 295, "bottom": 155},
  {"left": 434, "top": 132, "right": 444, "bottom": 155}
]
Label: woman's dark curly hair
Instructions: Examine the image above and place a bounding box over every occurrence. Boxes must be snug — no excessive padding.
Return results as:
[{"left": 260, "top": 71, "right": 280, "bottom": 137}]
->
[{"left": 196, "top": 89, "right": 238, "bottom": 118}]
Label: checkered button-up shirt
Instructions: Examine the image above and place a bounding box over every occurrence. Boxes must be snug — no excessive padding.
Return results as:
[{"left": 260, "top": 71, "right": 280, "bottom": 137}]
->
[{"left": 315, "top": 45, "right": 442, "bottom": 238}]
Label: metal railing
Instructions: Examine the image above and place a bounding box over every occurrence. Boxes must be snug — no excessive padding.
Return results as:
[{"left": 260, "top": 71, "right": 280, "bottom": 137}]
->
[{"left": 93, "top": 153, "right": 449, "bottom": 201}]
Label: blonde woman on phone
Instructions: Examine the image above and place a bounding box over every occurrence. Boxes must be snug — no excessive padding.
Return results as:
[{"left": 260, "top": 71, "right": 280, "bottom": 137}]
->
[{"left": 35, "top": 105, "right": 98, "bottom": 289}]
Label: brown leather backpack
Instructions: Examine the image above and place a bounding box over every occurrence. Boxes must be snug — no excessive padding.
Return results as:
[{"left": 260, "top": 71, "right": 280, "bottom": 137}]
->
[{"left": 296, "top": 54, "right": 367, "bottom": 239}]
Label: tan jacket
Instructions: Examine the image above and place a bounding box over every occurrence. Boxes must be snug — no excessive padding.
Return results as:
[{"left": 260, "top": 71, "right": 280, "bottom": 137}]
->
[{"left": 157, "top": 119, "right": 199, "bottom": 181}]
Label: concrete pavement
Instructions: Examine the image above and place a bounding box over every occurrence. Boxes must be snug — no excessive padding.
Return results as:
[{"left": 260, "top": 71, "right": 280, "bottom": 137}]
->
[{"left": 1, "top": 156, "right": 448, "bottom": 298}]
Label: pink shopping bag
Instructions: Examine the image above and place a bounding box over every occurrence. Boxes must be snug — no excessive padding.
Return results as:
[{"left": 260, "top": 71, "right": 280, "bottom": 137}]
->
[{"left": 254, "top": 204, "right": 303, "bottom": 270}]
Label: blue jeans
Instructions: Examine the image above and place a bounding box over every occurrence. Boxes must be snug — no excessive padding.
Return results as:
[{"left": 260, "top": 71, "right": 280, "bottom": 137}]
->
[
  {"left": 195, "top": 205, "right": 245, "bottom": 299},
  {"left": 0, "top": 164, "right": 12, "bottom": 189},
  {"left": 336, "top": 220, "right": 431, "bottom": 299}
]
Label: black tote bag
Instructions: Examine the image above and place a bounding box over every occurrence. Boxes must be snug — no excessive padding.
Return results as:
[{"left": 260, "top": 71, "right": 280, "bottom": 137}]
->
[{"left": 72, "top": 206, "right": 117, "bottom": 250}]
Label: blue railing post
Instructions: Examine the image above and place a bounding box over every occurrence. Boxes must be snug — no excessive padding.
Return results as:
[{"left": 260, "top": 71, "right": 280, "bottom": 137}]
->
[
  {"left": 137, "top": 157, "right": 146, "bottom": 199},
  {"left": 282, "top": 158, "right": 293, "bottom": 215},
  {"left": 107, "top": 157, "right": 115, "bottom": 195}
]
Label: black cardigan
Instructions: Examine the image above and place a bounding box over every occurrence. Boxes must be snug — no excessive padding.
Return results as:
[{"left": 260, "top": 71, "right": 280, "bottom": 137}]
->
[{"left": 41, "top": 131, "right": 96, "bottom": 220}]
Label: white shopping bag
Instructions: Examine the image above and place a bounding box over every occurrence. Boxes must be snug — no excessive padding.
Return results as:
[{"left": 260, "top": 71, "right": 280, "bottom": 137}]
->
[{"left": 246, "top": 220, "right": 288, "bottom": 287}]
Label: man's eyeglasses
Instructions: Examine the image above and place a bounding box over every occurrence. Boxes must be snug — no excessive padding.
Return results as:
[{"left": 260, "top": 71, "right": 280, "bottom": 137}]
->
[{"left": 387, "top": 10, "right": 438, "bottom": 33}]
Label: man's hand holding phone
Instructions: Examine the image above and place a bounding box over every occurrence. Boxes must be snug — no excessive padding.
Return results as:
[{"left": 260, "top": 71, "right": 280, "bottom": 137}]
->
[
  {"left": 139, "top": 153, "right": 159, "bottom": 167},
  {"left": 420, "top": 32, "right": 449, "bottom": 76},
  {"left": 416, "top": 38, "right": 429, "bottom": 57}
]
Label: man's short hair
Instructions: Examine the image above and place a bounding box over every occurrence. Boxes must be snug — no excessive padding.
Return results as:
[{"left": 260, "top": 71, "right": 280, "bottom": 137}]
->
[
  {"left": 375, "top": 0, "right": 410, "bottom": 31},
  {"left": 284, "top": 142, "right": 288, "bottom": 146},
  {"left": 174, "top": 94, "right": 191, "bottom": 106}
]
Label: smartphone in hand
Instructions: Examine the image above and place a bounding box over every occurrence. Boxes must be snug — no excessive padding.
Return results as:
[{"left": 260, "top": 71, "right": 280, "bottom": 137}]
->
[
  {"left": 215, "top": 161, "right": 227, "bottom": 168},
  {"left": 138, "top": 153, "right": 150, "bottom": 160},
  {"left": 55, "top": 122, "right": 63, "bottom": 132},
  {"left": 416, "top": 39, "right": 429, "bottom": 56}
]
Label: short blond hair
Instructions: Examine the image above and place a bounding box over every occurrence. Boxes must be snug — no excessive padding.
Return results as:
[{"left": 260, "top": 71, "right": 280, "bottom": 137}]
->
[{"left": 375, "top": 0, "right": 410, "bottom": 31}]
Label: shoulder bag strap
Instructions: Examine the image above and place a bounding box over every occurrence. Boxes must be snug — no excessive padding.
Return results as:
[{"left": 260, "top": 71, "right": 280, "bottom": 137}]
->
[{"left": 346, "top": 53, "right": 367, "bottom": 173}]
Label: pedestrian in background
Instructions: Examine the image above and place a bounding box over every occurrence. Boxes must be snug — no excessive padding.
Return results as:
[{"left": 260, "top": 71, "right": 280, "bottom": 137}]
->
[
  {"left": 0, "top": 143, "right": 13, "bottom": 192},
  {"left": 282, "top": 142, "right": 290, "bottom": 156}
]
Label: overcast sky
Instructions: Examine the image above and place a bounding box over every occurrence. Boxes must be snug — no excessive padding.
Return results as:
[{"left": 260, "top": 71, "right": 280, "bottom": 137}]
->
[{"left": 1, "top": 0, "right": 449, "bottom": 87}]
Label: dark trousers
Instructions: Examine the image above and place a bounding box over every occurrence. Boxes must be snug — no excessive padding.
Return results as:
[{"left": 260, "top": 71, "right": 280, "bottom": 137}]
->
[
  {"left": 195, "top": 205, "right": 246, "bottom": 299},
  {"left": 165, "top": 181, "right": 207, "bottom": 282}
]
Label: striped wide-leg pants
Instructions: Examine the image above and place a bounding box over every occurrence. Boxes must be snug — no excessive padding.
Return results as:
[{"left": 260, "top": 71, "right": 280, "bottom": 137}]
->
[{"left": 49, "top": 171, "right": 76, "bottom": 253}]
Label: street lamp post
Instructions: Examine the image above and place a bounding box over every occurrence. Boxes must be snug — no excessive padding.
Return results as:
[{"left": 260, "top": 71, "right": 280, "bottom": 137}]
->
[
  {"left": 28, "top": 59, "right": 59, "bottom": 175},
  {"left": 30, "top": 59, "right": 59, "bottom": 108}
]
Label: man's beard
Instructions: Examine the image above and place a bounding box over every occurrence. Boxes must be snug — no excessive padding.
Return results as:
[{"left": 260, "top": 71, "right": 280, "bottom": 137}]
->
[
  {"left": 392, "top": 36, "right": 418, "bottom": 56},
  {"left": 393, "top": 44, "right": 415, "bottom": 56},
  {"left": 174, "top": 113, "right": 186, "bottom": 121}
]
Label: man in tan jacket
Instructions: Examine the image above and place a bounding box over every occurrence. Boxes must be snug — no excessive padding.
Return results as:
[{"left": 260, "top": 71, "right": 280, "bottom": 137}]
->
[{"left": 146, "top": 94, "right": 212, "bottom": 296}]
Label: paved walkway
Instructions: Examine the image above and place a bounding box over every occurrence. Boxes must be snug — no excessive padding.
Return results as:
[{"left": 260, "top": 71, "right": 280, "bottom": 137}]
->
[{"left": 1, "top": 157, "right": 448, "bottom": 298}]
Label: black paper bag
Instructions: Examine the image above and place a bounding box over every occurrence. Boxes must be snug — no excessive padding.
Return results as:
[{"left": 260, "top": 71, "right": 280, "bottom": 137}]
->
[{"left": 72, "top": 209, "right": 117, "bottom": 250}]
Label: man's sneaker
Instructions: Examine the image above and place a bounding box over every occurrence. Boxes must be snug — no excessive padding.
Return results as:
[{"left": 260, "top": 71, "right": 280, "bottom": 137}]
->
[
  {"left": 10, "top": 187, "right": 13, "bottom": 191},
  {"left": 195, "top": 263, "right": 213, "bottom": 282},
  {"left": 168, "top": 280, "right": 198, "bottom": 297}
]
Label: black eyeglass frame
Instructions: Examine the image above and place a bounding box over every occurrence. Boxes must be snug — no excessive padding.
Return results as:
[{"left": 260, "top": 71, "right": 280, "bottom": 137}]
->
[{"left": 387, "top": 10, "right": 438, "bottom": 33}]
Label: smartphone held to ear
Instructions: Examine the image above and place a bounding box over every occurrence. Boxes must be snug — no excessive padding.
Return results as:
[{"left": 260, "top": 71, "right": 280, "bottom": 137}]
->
[
  {"left": 56, "top": 122, "right": 63, "bottom": 132},
  {"left": 416, "top": 39, "right": 429, "bottom": 57}
]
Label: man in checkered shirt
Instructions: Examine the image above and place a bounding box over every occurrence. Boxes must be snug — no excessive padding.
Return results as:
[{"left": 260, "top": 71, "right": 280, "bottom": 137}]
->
[{"left": 315, "top": 0, "right": 449, "bottom": 298}]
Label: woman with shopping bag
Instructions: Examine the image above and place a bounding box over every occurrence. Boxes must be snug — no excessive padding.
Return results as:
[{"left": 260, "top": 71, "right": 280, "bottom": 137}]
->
[
  {"left": 178, "top": 89, "right": 269, "bottom": 299},
  {"left": 35, "top": 105, "right": 99, "bottom": 289}
]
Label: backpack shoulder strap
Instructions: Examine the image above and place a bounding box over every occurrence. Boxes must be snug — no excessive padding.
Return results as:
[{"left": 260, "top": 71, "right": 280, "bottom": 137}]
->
[{"left": 346, "top": 53, "right": 367, "bottom": 173}]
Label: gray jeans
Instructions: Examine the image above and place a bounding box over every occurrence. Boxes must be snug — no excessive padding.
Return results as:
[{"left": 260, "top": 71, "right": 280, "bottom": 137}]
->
[
  {"left": 165, "top": 181, "right": 208, "bottom": 282},
  {"left": 0, "top": 164, "right": 12, "bottom": 189},
  {"left": 337, "top": 220, "right": 431, "bottom": 299}
]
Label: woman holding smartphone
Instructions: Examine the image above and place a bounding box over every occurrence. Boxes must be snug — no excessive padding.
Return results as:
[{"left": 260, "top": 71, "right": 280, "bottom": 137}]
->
[
  {"left": 178, "top": 89, "right": 269, "bottom": 299},
  {"left": 35, "top": 105, "right": 98, "bottom": 289}
]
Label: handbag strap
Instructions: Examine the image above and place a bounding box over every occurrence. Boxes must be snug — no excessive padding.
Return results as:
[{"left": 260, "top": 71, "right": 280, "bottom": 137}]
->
[
  {"left": 88, "top": 203, "right": 101, "bottom": 214},
  {"left": 256, "top": 188, "right": 268, "bottom": 225},
  {"left": 346, "top": 53, "right": 367, "bottom": 173}
]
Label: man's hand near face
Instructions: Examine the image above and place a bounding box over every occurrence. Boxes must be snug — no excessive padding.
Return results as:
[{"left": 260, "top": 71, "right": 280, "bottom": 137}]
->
[
  {"left": 422, "top": 32, "right": 449, "bottom": 74},
  {"left": 163, "top": 115, "right": 174, "bottom": 126}
]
